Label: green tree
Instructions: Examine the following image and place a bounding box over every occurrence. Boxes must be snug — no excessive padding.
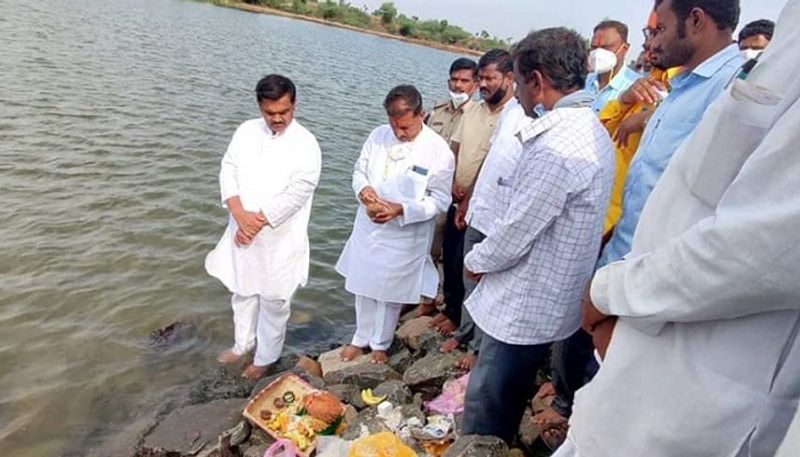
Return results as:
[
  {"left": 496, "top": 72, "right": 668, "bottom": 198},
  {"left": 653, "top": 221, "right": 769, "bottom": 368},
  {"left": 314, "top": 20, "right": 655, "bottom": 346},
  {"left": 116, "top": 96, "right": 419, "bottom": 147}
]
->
[{"left": 374, "top": 2, "right": 397, "bottom": 25}]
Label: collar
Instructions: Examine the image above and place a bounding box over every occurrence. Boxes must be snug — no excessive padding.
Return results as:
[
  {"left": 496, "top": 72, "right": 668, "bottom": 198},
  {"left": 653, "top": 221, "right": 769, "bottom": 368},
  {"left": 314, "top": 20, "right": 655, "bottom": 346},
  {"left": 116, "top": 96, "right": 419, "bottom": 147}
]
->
[
  {"left": 690, "top": 44, "right": 741, "bottom": 79},
  {"left": 260, "top": 118, "right": 293, "bottom": 138},
  {"left": 516, "top": 109, "right": 570, "bottom": 144},
  {"left": 553, "top": 90, "right": 595, "bottom": 109}
]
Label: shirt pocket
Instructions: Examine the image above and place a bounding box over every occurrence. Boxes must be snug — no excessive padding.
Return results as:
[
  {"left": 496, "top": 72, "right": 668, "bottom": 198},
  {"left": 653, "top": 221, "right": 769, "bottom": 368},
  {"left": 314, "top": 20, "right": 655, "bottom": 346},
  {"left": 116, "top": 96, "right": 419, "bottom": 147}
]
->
[
  {"left": 405, "top": 165, "right": 430, "bottom": 201},
  {"left": 685, "top": 79, "right": 781, "bottom": 206},
  {"left": 496, "top": 175, "right": 515, "bottom": 209}
]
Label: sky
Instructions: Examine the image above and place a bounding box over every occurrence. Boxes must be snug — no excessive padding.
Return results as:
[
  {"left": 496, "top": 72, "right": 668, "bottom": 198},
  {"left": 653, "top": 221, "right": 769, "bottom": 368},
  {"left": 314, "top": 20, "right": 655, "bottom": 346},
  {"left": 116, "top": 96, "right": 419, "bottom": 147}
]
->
[{"left": 357, "top": 0, "right": 787, "bottom": 59}]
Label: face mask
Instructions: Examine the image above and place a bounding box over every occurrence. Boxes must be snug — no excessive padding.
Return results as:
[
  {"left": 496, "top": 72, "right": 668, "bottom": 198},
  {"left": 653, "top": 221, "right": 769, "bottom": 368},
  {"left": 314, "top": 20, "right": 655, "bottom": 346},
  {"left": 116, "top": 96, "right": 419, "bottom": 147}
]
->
[
  {"left": 589, "top": 48, "right": 618, "bottom": 74},
  {"left": 532, "top": 104, "right": 547, "bottom": 118},
  {"left": 449, "top": 91, "right": 470, "bottom": 107},
  {"left": 740, "top": 49, "right": 762, "bottom": 61}
]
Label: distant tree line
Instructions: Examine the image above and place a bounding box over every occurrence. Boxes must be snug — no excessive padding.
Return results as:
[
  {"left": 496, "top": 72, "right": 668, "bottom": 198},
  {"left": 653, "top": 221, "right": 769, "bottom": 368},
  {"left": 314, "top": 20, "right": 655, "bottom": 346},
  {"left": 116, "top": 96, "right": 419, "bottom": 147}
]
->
[{"left": 233, "top": 0, "right": 512, "bottom": 51}]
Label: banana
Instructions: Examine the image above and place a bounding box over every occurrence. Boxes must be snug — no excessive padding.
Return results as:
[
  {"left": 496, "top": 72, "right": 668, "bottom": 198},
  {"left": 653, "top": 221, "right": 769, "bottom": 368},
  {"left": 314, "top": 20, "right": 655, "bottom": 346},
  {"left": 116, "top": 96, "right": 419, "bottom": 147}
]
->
[{"left": 360, "top": 388, "right": 387, "bottom": 406}]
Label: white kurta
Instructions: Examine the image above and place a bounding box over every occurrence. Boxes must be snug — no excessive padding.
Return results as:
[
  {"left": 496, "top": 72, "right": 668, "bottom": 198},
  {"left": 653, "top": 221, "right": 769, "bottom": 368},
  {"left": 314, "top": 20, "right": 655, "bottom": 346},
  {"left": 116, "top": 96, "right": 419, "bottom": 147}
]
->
[
  {"left": 336, "top": 124, "right": 454, "bottom": 304},
  {"left": 205, "top": 118, "right": 321, "bottom": 301},
  {"left": 570, "top": 2, "right": 800, "bottom": 456}
]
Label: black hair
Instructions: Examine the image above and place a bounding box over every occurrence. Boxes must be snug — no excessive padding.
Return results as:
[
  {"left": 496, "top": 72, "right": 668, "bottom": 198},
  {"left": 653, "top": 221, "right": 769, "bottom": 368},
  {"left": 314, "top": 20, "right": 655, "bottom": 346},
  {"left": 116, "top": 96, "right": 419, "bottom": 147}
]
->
[
  {"left": 449, "top": 58, "right": 478, "bottom": 79},
  {"left": 513, "top": 28, "right": 588, "bottom": 92},
  {"left": 738, "top": 19, "right": 775, "bottom": 42},
  {"left": 478, "top": 48, "right": 514, "bottom": 74},
  {"left": 594, "top": 20, "right": 630, "bottom": 43},
  {"left": 255, "top": 74, "right": 296, "bottom": 104},
  {"left": 655, "top": 0, "right": 740, "bottom": 32},
  {"left": 383, "top": 85, "right": 423, "bottom": 117}
]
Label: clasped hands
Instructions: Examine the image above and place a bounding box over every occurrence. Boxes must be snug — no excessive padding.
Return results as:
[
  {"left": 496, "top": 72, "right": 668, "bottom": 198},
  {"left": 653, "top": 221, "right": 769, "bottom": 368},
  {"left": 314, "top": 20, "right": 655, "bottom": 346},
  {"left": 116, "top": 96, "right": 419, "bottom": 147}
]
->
[
  {"left": 359, "top": 186, "right": 403, "bottom": 224},
  {"left": 232, "top": 208, "right": 267, "bottom": 247},
  {"left": 580, "top": 282, "right": 617, "bottom": 361}
]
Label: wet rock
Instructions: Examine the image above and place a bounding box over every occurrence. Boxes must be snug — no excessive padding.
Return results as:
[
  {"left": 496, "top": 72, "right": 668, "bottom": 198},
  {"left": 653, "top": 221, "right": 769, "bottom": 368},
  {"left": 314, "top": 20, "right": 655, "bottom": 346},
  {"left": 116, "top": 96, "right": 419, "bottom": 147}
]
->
[
  {"left": 250, "top": 367, "right": 325, "bottom": 399},
  {"left": 373, "top": 380, "right": 413, "bottom": 405},
  {"left": 296, "top": 355, "right": 323, "bottom": 378},
  {"left": 443, "top": 435, "right": 508, "bottom": 457},
  {"left": 326, "top": 383, "right": 366, "bottom": 409},
  {"left": 140, "top": 398, "right": 246, "bottom": 457},
  {"left": 403, "top": 352, "right": 463, "bottom": 392},
  {"left": 395, "top": 317, "right": 435, "bottom": 351},
  {"left": 226, "top": 420, "right": 251, "bottom": 447},
  {"left": 189, "top": 367, "right": 255, "bottom": 405},
  {"left": 242, "top": 443, "right": 269, "bottom": 457}
]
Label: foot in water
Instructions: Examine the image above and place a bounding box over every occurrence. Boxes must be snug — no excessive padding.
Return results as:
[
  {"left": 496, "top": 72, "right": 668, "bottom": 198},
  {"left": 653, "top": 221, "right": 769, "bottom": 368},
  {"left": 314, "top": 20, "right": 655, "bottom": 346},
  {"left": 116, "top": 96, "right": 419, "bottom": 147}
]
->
[
  {"left": 369, "top": 350, "right": 389, "bottom": 364},
  {"left": 339, "top": 345, "right": 365, "bottom": 362},
  {"left": 216, "top": 349, "right": 245, "bottom": 365},
  {"left": 455, "top": 352, "right": 477, "bottom": 370},
  {"left": 241, "top": 363, "right": 269, "bottom": 381},
  {"left": 440, "top": 337, "right": 460, "bottom": 353}
]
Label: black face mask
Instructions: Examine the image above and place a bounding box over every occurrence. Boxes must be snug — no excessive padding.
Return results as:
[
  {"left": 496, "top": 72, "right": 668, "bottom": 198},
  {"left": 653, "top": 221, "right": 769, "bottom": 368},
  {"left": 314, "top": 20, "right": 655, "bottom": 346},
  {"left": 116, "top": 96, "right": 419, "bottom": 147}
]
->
[{"left": 486, "top": 85, "right": 507, "bottom": 105}]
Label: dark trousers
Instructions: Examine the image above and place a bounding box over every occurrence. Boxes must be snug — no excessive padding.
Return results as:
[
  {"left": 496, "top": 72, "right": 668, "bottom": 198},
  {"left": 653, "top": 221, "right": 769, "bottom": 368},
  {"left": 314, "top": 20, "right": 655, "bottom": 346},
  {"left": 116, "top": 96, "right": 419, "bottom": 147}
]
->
[
  {"left": 462, "top": 330, "right": 550, "bottom": 443},
  {"left": 550, "top": 328, "right": 599, "bottom": 417},
  {"left": 441, "top": 205, "right": 465, "bottom": 324}
]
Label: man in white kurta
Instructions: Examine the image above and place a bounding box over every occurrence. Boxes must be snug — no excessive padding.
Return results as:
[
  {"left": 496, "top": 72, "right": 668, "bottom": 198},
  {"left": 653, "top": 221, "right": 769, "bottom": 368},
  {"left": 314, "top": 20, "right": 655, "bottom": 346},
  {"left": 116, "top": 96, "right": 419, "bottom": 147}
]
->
[
  {"left": 206, "top": 75, "right": 321, "bottom": 380},
  {"left": 336, "top": 85, "right": 454, "bottom": 364},
  {"left": 560, "top": 1, "right": 800, "bottom": 455}
]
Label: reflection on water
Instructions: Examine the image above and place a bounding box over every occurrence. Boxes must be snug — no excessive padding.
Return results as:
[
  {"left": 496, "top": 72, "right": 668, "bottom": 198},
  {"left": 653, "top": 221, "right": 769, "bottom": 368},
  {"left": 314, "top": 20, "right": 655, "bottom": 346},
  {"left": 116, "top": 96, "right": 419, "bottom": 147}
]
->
[{"left": 0, "top": 0, "right": 464, "bottom": 455}]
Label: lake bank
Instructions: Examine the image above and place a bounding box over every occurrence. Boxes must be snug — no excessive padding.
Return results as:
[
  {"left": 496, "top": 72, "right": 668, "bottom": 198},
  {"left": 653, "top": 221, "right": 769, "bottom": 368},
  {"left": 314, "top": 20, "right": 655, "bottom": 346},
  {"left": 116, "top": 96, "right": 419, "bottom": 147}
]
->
[{"left": 215, "top": 1, "right": 484, "bottom": 57}]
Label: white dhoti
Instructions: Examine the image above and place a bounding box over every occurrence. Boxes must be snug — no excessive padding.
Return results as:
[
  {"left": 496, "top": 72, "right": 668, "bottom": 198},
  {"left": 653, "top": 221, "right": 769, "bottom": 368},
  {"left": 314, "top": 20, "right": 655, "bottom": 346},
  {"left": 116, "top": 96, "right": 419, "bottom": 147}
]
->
[
  {"left": 552, "top": 434, "right": 580, "bottom": 457},
  {"left": 230, "top": 293, "right": 293, "bottom": 366},
  {"left": 351, "top": 295, "right": 403, "bottom": 351}
]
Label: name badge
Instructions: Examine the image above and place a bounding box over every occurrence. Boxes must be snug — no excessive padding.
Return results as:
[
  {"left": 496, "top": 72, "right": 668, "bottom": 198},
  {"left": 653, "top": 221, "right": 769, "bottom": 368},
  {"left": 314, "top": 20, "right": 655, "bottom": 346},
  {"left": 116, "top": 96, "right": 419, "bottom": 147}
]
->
[{"left": 411, "top": 165, "right": 429, "bottom": 176}]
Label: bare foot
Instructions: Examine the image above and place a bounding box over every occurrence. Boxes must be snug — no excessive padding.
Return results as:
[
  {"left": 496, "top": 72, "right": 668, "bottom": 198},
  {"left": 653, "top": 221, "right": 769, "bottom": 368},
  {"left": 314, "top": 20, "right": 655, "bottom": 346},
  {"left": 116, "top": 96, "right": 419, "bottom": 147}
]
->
[
  {"left": 428, "top": 313, "right": 447, "bottom": 326},
  {"left": 339, "top": 345, "right": 365, "bottom": 362},
  {"left": 241, "top": 363, "right": 269, "bottom": 381},
  {"left": 455, "top": 352, "right": 477, "bottom": 370},
  {"left": 217, "top": 349, "right": 244, "bottom": 365},
  {"left": 534, "top": 382, "right": 556, "bottom": 402},
  {"left": 434, "top": 318, "right": 457, "bottom": 336},
  {"left": 440, "top": 337, "right": 460, "bottom": 353},
  {"left": 416, "top": 302, "right": 437, "bottom": 317},
  {"left": 540, "top": 422, "right": 569, "bottom": 450},
  {"left": 532, "top": 406, "right": 568, "bottom": 429},
  {"left": 369, "top": 350, "right": 389, "bottom": 364}
]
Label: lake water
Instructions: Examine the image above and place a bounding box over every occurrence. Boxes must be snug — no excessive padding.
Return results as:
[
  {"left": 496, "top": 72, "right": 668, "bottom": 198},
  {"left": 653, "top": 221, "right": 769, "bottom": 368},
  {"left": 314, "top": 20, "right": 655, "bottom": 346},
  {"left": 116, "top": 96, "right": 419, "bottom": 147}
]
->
[{"left": 0, "top": 1, "right": 464, "bottom": 455}]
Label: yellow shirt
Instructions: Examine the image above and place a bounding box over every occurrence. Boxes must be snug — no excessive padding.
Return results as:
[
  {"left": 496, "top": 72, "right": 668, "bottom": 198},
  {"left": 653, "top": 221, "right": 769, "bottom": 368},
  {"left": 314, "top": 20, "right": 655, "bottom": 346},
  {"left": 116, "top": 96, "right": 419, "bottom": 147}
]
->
[
  {"left": 599, "top": 68, "right": 678, "bottom": 234},
  {"left": 451, "top": 101, "right": 502, "bottom": 189}
]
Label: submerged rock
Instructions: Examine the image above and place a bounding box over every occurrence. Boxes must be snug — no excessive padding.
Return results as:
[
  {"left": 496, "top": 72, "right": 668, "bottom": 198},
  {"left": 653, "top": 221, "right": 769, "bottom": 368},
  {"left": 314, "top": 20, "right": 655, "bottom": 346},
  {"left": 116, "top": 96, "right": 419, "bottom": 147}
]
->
[{"left": 148, "top": 321, "right": 199, "bottom": 351}]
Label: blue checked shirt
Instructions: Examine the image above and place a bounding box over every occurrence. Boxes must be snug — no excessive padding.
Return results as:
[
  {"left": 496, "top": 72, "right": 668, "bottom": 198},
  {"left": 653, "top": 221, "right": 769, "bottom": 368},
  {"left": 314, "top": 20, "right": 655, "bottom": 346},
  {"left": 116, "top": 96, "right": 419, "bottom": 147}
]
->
[
  {"left": 463, "top": 103, "right": 615, "bottom": 345},
  {"left": 599, "top": 44, "right": 744, "bottom": 267}
]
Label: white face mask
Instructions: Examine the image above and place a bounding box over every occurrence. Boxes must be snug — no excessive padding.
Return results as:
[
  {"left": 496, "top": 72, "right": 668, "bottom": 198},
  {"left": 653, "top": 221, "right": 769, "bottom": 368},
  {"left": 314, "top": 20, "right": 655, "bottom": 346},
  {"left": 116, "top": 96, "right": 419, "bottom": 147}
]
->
[
  {"left": 589, "top": 48, "right": 618, "bottom": 74},
  {"left": 740, "top": 48, "right": 762, "bottom": 61},
  {"left": 449, "top": 91, "right": 470, "bottom": 107}
]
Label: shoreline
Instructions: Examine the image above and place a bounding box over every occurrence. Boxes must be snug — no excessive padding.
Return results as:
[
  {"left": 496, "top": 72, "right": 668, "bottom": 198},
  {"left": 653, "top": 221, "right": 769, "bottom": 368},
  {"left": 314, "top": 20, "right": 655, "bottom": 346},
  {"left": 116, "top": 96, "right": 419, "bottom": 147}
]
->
[{"left": 218, "top": 2, "right": 484, "bottom": 57}]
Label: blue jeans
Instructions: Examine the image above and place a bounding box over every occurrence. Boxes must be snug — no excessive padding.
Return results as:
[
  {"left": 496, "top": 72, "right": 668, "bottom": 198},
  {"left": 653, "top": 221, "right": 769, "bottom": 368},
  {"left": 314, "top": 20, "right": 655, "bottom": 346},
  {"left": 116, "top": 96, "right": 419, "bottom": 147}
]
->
[
  {"left": 461, "top": 331, "right": 550, "bottom": 443},
  {"left": 453, "top": 226, "right": 485, "bottom": 352},
  {"left": 550, "top": 328, "right": 599, "bottom": 417}
]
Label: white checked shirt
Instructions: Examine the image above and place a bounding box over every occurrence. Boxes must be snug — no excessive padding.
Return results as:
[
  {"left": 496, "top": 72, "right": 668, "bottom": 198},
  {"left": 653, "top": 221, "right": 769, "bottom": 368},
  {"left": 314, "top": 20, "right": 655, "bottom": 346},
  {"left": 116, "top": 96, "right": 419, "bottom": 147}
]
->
[{"left": 463, "top": 105, "right": 614, "bottom": 345}]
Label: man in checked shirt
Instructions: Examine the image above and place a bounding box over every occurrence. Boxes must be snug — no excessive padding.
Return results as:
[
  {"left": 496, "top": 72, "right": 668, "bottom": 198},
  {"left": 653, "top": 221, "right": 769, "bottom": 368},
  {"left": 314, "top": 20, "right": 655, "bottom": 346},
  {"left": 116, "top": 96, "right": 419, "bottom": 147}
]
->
[{"left": 460, "top": 28, "right": 615, "bottom": 442}]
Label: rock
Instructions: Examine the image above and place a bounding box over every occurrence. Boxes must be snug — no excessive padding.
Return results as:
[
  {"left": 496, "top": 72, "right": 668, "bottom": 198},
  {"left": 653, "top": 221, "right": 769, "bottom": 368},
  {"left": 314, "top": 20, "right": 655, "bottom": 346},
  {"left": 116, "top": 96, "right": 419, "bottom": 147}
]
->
[
  {"left": 320, "top": 348, "right": 401, "bottom": 389},
  {"left": 140, "top": 398, "right": 246, "bottom": 457},
  {"left": 518, "top": 407, "right": 541, "bottom": 450},
  {"left": 189, "top": 367, "right": 255, "bottom": 404},
  {"left": 226, "top": 420, "right": 251, "bottom": 447},
  {"left": 343, "top": 404, "right": 358, "bottom": 424},
  {"left": 341, "top": 408, "right": 390, "bottom": 441},
  {"left": 373, "top": 380, "right": 413, "bottom": 405},
  {"left": 388, "top": 348, "right": 417, "bottom": 374},
  {"left": 326, "top": 383, "right": 366, "bottom": 409},
  {"left": 398, "top": 404, "right": 426, "bottom": 424},
  {"left": 148, "top": 321, "right": 199, "bottom": 351},
  {"left": 395, "top": 317, "right": 434, "bottom": 351},
  {"left": 242, "top": 443, "right": 269, "bottom": 457},
  {"left": 443, "top": 435, "right": 508, "bottom": 457},
  {"left": 403, "top": 352, "right": 463, "bottom": 391},
  {"left": 250, "top": 367, "right": 325, "bottom": 399},
  {"left": 296, "top": 355, "right": 323, "bottom": 378}
]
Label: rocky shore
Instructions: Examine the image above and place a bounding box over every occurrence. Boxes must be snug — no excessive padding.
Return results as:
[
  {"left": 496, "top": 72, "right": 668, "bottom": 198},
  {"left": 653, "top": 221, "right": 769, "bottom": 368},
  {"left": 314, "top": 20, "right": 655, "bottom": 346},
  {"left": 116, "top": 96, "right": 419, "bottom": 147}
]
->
[{"left": 121, "top": 315, "right": 552, "bottom": 457}]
